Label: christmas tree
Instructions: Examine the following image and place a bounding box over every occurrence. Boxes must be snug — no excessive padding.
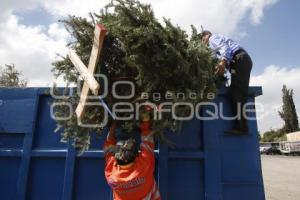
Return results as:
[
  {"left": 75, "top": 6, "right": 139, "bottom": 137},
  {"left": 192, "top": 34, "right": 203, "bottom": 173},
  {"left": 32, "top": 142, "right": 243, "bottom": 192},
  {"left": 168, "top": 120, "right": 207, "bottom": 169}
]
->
[{"left": 52, "top": 0, "right": 221, "bottom": 152}]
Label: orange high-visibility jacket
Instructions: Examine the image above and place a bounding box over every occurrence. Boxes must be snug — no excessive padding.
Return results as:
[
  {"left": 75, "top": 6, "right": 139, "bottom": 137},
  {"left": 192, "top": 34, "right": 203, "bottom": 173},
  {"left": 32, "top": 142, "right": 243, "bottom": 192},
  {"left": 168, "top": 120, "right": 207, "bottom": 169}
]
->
[{"left": 103, "top": 122, "right": 161, "bottom": 200}]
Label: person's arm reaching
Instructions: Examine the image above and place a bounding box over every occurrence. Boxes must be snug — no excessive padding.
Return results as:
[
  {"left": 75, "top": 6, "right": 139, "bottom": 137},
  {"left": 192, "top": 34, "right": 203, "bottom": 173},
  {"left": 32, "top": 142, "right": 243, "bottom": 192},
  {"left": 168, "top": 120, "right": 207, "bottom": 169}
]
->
[
  {"left": 103, "top": 121, "right": 117, "bottom": 160},
  {"left": 140, "top": 117, "right": 155, "bottom": 157},
  {"left": 141, "top": 121, "right": 154, "bottom": 143},
  {"left": 215, "top": 59, "right": 227, "bottom": 75},
  {"left": 209, "top": 34, "right": 230, "bottom": 75},
  {"left": 139, "top": 114, "right": 156, "bottom": 175}
]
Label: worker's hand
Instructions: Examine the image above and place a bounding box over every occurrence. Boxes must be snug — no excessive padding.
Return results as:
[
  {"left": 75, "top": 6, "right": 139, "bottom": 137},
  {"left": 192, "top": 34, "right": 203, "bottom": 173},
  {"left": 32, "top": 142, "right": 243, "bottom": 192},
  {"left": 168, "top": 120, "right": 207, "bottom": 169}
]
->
[{"left": 214, "top": 60, "right": 227, "bottom": 76}]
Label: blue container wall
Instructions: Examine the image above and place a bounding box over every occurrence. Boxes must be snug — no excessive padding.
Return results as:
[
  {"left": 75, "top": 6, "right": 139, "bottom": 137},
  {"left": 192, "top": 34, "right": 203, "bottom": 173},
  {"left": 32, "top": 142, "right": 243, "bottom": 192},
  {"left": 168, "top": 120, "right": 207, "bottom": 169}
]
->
[{"left": 0, "top": 87, "right": 265, "bottom": 200}]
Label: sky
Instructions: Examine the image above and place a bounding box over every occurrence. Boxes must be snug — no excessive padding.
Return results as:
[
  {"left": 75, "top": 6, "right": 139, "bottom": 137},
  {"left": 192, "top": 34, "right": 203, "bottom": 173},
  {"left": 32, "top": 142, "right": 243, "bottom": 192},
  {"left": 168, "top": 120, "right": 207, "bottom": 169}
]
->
[{"left": 0, "top": 0, "right": 299, "bottom": 133}]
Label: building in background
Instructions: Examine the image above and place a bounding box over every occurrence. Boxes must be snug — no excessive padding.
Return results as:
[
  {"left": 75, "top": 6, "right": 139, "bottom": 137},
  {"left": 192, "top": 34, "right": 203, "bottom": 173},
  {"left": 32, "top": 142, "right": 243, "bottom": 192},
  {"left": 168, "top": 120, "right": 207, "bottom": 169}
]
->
[{"left": 286, "top": 131, "right": 300, "bottom": 142}]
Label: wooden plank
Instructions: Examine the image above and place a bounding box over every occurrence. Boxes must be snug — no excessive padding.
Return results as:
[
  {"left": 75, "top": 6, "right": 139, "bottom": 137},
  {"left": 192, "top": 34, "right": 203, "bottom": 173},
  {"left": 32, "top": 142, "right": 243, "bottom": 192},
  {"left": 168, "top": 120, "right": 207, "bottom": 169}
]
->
[
  {"left": 88, "top": 24, "right": 107, "bottom": 74},
  {"left": 69, "top": 50, "right": 100, "bottom": 95},
  {"left": 74, "top": 24, "right": 107, "bottom": 119}
]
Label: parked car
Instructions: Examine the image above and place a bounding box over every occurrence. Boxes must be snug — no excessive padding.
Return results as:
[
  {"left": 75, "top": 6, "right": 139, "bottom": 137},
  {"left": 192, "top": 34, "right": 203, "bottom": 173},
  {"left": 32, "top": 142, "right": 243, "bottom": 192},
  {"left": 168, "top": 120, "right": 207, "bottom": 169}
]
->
[
  {"left": 260, "top": 143, "right": 271, "bottom": 154},
  {"left": 260, "top": 142, "right": 281, "bottom": 155}
]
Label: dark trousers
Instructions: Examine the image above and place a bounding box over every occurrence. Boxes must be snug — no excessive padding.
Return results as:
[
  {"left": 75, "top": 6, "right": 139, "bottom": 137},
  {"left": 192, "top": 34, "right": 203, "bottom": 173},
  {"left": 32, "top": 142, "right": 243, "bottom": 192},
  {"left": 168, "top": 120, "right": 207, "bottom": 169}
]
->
[{"left": 229, "top": 50, "right": 252, "bottom": 130}]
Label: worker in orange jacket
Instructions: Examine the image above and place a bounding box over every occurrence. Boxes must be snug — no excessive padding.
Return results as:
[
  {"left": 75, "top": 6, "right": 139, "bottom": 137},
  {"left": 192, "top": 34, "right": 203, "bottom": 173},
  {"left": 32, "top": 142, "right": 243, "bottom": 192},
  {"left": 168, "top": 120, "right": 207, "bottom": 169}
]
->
[{"left": 103, "top": 119, "right": 161, "bottom": 200}]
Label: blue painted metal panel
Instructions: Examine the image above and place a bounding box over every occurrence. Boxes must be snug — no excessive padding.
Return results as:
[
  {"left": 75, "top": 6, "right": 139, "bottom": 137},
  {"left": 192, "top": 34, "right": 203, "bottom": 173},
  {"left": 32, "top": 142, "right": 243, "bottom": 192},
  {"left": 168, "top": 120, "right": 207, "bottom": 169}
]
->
[
  {"left": 0, "top": 99, "right": 36, "bottom": 133},
  {"left": 73, "top": 158, "right": 111, "bottom": 200},
  {"left": 168, "top": 160, "right": 205, "bottom": 200},
  {"left": 32, "top": 95, "right": 67, "bottom": 150},
  {"left": 0, "top": 133, "right": 24, "bottom": 149},
  {"left": 0, "top": 87, "right": 265, "bottom": 200},
  {"left": 26, "top": 158, "right": 65, "bottom": 200},
  {"left": 0, "top": 157, "right": 21, "bottom": 200}
]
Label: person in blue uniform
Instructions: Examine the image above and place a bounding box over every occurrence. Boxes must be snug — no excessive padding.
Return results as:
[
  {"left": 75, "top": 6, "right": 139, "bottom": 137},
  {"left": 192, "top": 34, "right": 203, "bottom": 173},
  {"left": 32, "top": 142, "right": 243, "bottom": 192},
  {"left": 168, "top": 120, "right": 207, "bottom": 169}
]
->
[{"left": 199, "top": 30, "right": 253, "bottom": 134}]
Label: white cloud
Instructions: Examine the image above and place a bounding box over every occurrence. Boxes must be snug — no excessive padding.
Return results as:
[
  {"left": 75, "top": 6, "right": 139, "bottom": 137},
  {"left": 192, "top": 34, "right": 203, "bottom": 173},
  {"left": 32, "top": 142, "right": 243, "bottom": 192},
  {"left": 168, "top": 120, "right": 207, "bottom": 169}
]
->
[
  {"left": 0, "top": 0, "right": 39, "bottom": 18},
  {"left": 38, "top": 0, "right": 278, "bottom": 36},
  {"left": 0, "top": 15, "right": 68, "bottom": 87},
  {"left": 250, "top": 65, "right": 300, "bottom": 133},
  {"left": 0, "top": 0, "right": 278, "bottom": 87},
  {"left": 140, "top": 0, "right": 278, "bottom": 36},
  {"left": 41, "top": 0, "right": 110, "bottom": 18},
  {"left": 48, "top": 23, "right": 69, "bottom": 40}
]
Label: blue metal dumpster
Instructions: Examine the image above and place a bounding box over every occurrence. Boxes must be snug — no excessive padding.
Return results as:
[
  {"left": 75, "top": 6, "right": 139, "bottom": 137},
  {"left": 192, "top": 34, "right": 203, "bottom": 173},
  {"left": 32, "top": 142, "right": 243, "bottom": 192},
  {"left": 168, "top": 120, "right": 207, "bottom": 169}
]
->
[{"left": 0, "top": 87, "right": 265, "bottom": 200}]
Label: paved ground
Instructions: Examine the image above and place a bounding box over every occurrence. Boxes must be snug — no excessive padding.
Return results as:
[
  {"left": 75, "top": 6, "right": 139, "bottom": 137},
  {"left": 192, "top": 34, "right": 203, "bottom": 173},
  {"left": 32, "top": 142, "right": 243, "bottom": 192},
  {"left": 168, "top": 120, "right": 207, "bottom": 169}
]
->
[{"left": 261, "top": 155, "right": 300, "bottom": 200}]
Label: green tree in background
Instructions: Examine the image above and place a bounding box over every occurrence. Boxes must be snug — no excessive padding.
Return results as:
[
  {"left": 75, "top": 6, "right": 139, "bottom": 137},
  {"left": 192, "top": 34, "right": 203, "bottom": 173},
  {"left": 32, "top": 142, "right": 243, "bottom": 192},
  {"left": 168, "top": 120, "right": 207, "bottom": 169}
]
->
[
  {"left": 261, "top": 129, "right": 286, "bottom": 142},
  {"left": 278, "top": 85, "right": 299, "bottom": 133},
  {"left": 0, "top": 64, "right": 27, "bottom": 88},
  {"left": 262, "top": 85, "right": 299, "bottom": 142}
]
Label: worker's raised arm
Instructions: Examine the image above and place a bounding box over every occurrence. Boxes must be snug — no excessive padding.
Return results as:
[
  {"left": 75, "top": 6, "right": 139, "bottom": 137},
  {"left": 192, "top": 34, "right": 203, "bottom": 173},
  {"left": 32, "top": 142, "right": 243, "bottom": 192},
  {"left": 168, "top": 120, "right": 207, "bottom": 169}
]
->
[
  {"left": 139, "top": 118, "right": 155, "bottom": 174},
  {"left": 140, "top": 120, "right": 155, "bottom": 152},
  {"left": 103, "top": 121, "right": 117, "bottom": 160}
]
